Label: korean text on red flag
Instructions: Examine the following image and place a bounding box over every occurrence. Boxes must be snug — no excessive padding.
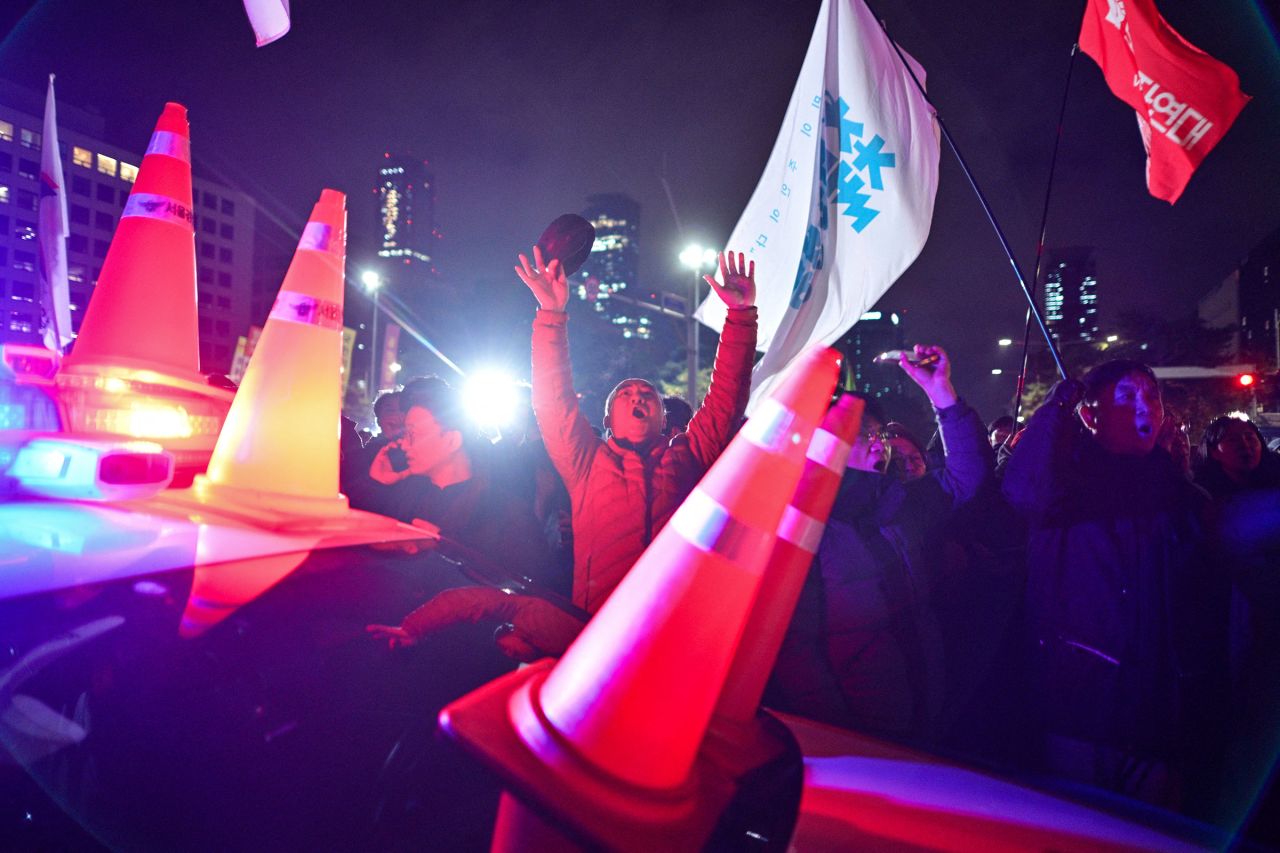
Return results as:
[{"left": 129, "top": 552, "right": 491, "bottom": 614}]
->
[{"left": 1079, "top": 0, "right": 1250, "bottom": 203}]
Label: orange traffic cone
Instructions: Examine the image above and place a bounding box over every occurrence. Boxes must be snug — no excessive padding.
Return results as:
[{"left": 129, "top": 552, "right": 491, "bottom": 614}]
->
[
  {"left": 515, "top": 345, "right": 842, "bottom": 793},
  {"left": 62, "top": 103, "right": 200, "bottom": 381},
  {"left": 193, "top": 189, "right": 349, "bottom": 516},
  {"left": 714, "top": 392, "right": 863, "bottom": 724}
]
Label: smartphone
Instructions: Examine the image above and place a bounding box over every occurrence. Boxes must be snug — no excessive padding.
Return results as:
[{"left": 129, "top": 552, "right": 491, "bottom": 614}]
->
[
  {"left": 873, "top": 349, "right": 939, "bottom": 367},
  {"left": 388, "top": 445, "right": 410, "bottom": 472}
]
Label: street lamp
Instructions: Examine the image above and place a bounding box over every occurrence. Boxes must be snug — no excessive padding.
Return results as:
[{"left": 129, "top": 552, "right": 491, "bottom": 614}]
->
[
  {"left": 362, "top": 270, "right": 383, "bottom": 398},
  {"left": 678, "top": 244, "right": 719, "bottom": 404}
]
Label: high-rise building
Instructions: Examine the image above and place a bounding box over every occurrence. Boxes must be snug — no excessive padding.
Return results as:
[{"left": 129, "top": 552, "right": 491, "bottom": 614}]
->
[
  {"left": 834, "top": 310, "right": 905, "bottom": 400},
  {"left": 0, "top": 81, "right": 255, "bottom": 375},
  {"left": 376, "top": 153, "right": 436, "bottom": 269},
  {"left": 1200, "top": 227, "right": 1280, "bottom": 370},
  {"left": 1042, "top": 247, "right": 1100, "bottom": 344},
  {"left": 574, "top": 193, "right": 650, "bottom": 339},
  {"left": 1237, "top": 226, "right": 1280, "bottom": 370},
  {"left": 363, "top": 153, "right": 440, "bottom": 394}
]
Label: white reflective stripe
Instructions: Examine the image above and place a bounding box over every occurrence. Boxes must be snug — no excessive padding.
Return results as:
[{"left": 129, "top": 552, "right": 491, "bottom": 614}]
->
[
  {"left": 776, "top": 504, "right": 825, "bottom": 554},
  {"left": 740, "top": 398, "right": 798, "bottom": 454},
  {"left": 669, "top": 488, "right": 773, "bottom": 563},
  {"left": 144, "top": 130, "right": 191, "bottom": 164},
  {"left": 298, "top": 221, "right": 344, "bottom": 256},
  {"left": 806, "top": 428, "right": 850, "bottom": 474},
  {"left": 120, "top": 193, "right": 194, "bottom": 230},
  {"left": 269, "top": 290, "right": 343, "bottom": 331}
]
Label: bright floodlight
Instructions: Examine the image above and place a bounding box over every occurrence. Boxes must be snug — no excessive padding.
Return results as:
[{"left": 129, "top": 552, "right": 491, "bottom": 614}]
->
[
  {"left": 991, "top": 368, "right": 1003, "bottom": 375},
  {"left": 463, "top": 369, "right": 521, "bottom": 431},
  {"left": 997, "top": 338, "right": 1013, "bottom": 347},
  {"left": 361, "top": 270, "right": 382, "bottom": 291},
  {"left": 679, "top": 244, "right": 716, "bottom": 270},
  {"left": 1106, "top": 334, "right": 1119, "bottom": 343}
]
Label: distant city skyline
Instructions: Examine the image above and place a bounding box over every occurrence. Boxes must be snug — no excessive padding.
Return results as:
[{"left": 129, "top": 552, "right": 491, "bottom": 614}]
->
[{"left": 1, "top": 0, "right": 1276, "bottom": 420}]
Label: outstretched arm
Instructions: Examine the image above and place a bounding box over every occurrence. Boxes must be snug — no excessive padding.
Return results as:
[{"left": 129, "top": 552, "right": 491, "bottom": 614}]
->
[
  {"left": 685, "top": 251, "right": 758, "bottom": 466},
  {"left": 518, "top": 246, "right": 599, "bottom": 486},
  {"left": 898, "top": 345, "right": 991, "bottom": 505},
  {"left": 1002, "top": 378, "right": 1085, "bottom": 519}
]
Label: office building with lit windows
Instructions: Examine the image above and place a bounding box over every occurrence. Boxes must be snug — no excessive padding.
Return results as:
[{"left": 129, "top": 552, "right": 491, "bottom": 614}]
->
[
  {"left": 0, "top": 81, "right": 255, "bottom": 375},
  {"left": 1041, "top": 246, "right": 1100, "bottom": 343},
  {"left": 376, "top": 154, "right": 436, "bottom": 269},
  {"left": 834, "top": 310, "right": 906, "bottom": 400},
  {"left": 574, "top": 193, "right": 650, "bottom": 339}
]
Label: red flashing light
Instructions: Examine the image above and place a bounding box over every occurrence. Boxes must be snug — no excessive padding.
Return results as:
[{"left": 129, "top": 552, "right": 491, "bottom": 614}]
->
[{"left": 1238, "top": 373, "right": 1256, "bottom": 387}]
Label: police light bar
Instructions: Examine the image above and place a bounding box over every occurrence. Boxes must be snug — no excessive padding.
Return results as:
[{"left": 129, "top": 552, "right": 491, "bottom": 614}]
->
[
  {"left": 5, "top": 436, "right": 174, "bottom": 501},
  {"left": 1, "top": 344, "right": 60, "bottom": 385}
]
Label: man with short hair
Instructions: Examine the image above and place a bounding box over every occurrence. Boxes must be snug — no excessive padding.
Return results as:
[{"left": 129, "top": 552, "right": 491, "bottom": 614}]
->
[
  {"left": 516, "top": 246, "right": 757, "bottom": 613},
  {"left": 364, "top": 383, "right": 550, "bottom": 580},
  {"left": 1003, "top": 360, "right": 1228, "bottom": 810}
]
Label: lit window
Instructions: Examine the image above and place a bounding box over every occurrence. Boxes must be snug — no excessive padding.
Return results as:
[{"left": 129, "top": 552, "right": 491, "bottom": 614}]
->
[
  {"left": 119, "top": 161, "right": 138, "bottom": 183},
  {"left": 96, "top": 154, "right": 117, "bottom": 177},
  {"left": 0, "top": 121, "right": 11, "bottom": 142},
  {"left": 0, "top": 185, "right": 8, "bottom": 205},
  {"left": 68, "top": 264, "right": 86, "bottom": 283},
  {"left": 19, "top": 129, "right": 40, "bottom": 149},
  {"left": 72, "top": 147, "right": 92, "bottom": 169}
]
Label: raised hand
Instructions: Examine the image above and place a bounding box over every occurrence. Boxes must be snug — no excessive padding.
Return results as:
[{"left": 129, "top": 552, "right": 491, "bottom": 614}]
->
[
  {"left": 898, "top": 344, "right": 958, "bottom": 409},
  {"left": 369, "top": 441, "right": 412, "bottom": 485},
  {"left": 515, "top": 245, "right": 570, "bottom": 312},
  {"left": 704, "top": 251, "right": 756, "bottom": 309}
]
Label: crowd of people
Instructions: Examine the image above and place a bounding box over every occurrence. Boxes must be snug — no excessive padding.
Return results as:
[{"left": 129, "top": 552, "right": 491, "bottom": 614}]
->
[{"left": 340, "top": 248, "right": 1280, "bottom": 825}]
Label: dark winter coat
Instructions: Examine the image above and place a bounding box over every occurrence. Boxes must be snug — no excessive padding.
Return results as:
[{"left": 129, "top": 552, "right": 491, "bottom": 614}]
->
[
  {"left": 774, "top": 399, "right": 994, "bottom": 740},
  {"left": 1002, "top": 399, "right": 1227, "bottom": 761}
]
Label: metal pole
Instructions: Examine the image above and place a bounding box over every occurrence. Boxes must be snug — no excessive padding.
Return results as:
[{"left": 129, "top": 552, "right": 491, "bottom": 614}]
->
[
  {"left": 1014, "top": 37, "right": 1082, "bottom": 424},
  {"left": 687, "top": 272, "right": 699, "bottom": 405},
  {"left": 1273, "top": 307, "right": 1279, "bottom": 371},
  {"left": 867, "top": 1, "right": 1068, "bottom": 380},
  {"left": 369, "top": 288, "right": 380, "bottom": 398}
]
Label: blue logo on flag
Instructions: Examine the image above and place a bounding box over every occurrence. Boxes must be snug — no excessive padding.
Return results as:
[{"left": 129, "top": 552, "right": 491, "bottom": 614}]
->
[{"left": 791, "top": 93, "right": 898, "bottom": 308}]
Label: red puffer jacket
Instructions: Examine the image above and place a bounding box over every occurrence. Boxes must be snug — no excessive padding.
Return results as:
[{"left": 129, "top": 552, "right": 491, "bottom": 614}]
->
[{"left": 531, "top": 306, "right": 757, "bottom": 613}]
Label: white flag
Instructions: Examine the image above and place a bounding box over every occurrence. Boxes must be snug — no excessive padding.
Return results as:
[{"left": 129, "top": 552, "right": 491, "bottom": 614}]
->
[
  {"left": 696, "top": 0, "right": 940, "bottom": 412},
  {"left": 37, "top": 74, "right": 72, "bottom": 354},
  {"left": 242, "top": 0, "right": 291, "bottom": 47}
]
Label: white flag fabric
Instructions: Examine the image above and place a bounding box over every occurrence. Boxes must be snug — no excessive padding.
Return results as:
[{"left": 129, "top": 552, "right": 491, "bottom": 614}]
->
[
  {"left": 37, "top": 75, "right": 72, "bottom": 354},
  {"left": 242, "top": 0, "right": 291, "bottom": 47},
  {"left": 696, "top": 0, "right": 940, "bottom": 412}
]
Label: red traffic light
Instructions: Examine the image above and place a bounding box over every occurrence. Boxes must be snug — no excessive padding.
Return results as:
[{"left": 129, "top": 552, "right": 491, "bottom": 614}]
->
[{"left": 1237, "top": 373, "right": 1256, "bottom": 387}]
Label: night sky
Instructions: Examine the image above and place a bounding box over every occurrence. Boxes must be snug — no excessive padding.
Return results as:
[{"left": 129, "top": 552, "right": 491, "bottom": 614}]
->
[{"left": 2, "top": 0, "right": 1277, "bottom": 420}]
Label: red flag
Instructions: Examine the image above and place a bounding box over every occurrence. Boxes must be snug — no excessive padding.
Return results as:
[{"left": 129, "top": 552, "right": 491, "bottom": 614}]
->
[{"left": 1079, "top": 0, "right": 1250, "bottom": 203}]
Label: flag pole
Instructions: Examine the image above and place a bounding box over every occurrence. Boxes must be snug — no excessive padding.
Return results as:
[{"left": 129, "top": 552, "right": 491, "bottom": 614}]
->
[
  {"left": 865, "top": 1, "right": 1068, "bottom": 380},
  {"left": 1014, "top": 35, "right": 1083, "bottom": 423}
]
